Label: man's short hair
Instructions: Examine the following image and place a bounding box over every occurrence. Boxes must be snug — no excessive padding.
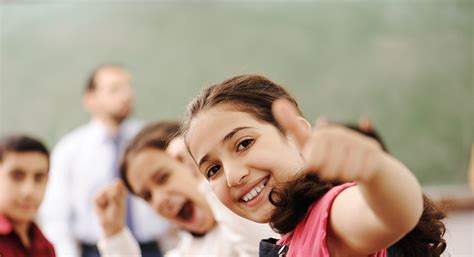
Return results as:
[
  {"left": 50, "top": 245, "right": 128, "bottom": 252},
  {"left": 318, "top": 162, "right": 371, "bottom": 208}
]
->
[
  {"left": 0, "top": 134, "right": 49, "bottom": 163},
  {"left": 84, "top": 63, "right": 125, "bottom": 93}
]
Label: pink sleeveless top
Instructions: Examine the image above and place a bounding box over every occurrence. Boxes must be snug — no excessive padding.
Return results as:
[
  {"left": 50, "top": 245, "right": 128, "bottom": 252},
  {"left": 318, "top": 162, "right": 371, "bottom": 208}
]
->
[{"left": 278, "top": 183, "right": 386, "bottom": 257}]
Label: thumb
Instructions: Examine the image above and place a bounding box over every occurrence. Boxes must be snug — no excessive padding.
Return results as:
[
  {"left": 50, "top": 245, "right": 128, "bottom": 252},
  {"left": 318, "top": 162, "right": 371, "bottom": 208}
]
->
[{"left": 272, "top": 98, "right": 310, "bottom": 149}]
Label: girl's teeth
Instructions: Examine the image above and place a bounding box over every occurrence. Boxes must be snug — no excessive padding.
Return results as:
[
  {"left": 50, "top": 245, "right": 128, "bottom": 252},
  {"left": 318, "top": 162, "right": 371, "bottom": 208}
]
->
[
  {"left": 251, "top": 189, "right": 257, "bottom": 197},
  {"left": 242, "top": 181, "right": 266, "bottom": 202}
]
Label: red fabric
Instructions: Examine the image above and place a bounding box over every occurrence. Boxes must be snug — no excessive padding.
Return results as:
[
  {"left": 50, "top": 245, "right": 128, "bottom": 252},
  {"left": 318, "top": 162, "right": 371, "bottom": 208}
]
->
[
  {"left": 278, "top": 183, "right": 386, "bottom": 257},
  {"left": 0, "top": 214, "right": 55, "bottom": 257}
]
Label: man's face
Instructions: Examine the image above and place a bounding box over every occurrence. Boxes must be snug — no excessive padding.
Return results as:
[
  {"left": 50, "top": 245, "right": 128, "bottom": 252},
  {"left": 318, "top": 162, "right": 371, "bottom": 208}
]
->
[
  {"left": 88, "top": 67, "right": 134, "bottom": 123},
  {"left": 0, "top": 152, "right": 49, "bottom": 224}
]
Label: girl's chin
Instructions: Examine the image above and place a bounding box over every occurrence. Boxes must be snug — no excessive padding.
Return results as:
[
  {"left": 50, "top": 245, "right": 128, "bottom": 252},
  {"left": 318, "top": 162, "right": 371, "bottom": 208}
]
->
[
  {"left": 243, "top": 208, "right": 274, "bottom": 223},
  {"left": 248, "top": 215, "right": 271, "bottom": 224}
]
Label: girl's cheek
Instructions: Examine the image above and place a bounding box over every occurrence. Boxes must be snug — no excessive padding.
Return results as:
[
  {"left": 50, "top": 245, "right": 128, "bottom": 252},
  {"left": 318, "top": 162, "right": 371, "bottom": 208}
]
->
[{"left": 211, "top": 181, "right": 231, "bottom": 204}]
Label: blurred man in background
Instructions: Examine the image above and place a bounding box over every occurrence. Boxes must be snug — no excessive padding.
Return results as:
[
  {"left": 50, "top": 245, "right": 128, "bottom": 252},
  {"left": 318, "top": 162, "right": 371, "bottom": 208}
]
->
[{"left": 40, "top": 64, "right": 170, "bottom": 257}]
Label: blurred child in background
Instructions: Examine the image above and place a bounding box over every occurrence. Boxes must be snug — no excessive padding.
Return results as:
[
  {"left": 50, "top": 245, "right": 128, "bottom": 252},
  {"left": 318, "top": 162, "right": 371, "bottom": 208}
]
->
[
  {"left": 95, "top": 121, "right": 277, "bottom": 257},
  {"left": 0, "top": 135, "right": 55, "bottom": 257}
]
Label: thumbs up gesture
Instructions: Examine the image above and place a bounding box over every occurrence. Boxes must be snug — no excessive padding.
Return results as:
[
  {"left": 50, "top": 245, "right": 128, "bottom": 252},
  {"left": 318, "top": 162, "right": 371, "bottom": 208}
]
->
[
  {"left": 94, "top": 179, "right": 127, "bottom": 238},
  {"left": 272, "top": 99, "right": 385, "bottom": 183}
]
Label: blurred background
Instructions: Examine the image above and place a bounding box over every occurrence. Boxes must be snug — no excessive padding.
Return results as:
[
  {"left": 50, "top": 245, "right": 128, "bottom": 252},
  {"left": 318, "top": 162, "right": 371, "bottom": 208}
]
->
[{"left": 1, "top": 0, "right": 473, "bottom": 255}]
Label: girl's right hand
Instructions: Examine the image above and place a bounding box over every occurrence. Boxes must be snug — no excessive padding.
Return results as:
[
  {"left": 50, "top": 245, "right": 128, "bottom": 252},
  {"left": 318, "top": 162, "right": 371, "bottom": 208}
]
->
[
  {"left": 273, "top": 99, "right": 424, "bottom": 255},
  {"left": 272, "top": 99, "right": 386, "bottom": 184}
]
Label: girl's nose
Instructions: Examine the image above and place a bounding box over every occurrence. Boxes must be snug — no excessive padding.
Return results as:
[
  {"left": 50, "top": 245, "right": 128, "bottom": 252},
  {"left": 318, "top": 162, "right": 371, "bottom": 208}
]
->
[{"left": 225, "top": 161, "right": 249, "bottom": 187}]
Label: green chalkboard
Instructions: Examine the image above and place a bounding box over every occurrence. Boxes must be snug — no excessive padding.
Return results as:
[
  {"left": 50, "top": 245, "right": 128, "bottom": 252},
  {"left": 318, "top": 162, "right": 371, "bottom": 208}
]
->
[{"left": 1, "top": 0, "right": 473, "bottom": 184}]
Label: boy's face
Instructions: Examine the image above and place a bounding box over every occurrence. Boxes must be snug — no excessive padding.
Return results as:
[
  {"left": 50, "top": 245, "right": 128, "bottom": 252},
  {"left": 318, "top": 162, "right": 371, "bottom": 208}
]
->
[{"left": 0, "top": 152, "right": 49, "bottom": 223}]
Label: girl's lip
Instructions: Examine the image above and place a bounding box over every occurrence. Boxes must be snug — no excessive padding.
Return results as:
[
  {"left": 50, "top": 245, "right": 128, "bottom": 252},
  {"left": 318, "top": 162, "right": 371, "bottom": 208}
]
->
[
  {"left": 237, "top": 175, "right": 270, "bottom": 201},
  {"left": 238, "top": 176, "right": 270, "bottom": 207}
]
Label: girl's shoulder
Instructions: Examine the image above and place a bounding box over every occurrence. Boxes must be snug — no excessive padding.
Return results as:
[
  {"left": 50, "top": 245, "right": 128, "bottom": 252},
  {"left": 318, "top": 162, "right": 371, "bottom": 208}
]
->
[
  {"left": 313, "top": 182, "right": 357, "bottom": 212},
  {"left": 278, "top": 182, "right": 357, "bottom": 257},
  {"left": 300, "top": 182, "right": 357, "bottom": 235}
]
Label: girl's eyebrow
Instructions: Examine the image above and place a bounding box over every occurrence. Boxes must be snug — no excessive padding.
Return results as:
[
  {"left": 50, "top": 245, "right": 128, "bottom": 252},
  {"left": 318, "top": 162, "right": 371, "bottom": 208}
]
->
[{"left": 198, "top": 126, "right": 254, "bottom": 168}]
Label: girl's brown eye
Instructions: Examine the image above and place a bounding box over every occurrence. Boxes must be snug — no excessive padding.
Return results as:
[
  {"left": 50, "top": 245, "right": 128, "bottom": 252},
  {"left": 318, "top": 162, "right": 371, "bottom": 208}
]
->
[
  {"left": 206, "top": 164, "right": 221, "bottom": 179},
  {"left": 237, "top": 138, "right": 254, "bottom": 152}
]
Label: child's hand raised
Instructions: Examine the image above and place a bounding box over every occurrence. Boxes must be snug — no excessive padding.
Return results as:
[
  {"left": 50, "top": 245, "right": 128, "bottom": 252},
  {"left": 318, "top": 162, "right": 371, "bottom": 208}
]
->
[
  {"left": 94, "top": 179, "right": 127, "bottom": 238},
  {"left": 272, "top": 99, "right": 385, "bottom": 183}
]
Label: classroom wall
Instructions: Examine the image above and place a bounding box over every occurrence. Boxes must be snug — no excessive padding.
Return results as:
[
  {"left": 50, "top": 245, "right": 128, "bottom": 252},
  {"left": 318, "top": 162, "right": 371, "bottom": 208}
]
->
[{"left": 1, "top": 0, "right": 473, "bottom": 184}]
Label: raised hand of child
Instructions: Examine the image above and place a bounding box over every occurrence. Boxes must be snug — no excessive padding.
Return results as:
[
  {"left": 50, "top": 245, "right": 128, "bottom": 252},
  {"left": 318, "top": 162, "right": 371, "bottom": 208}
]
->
[
  {"left": 272, "top": 99, "right": 386, "bottom": 183},
  {"left": 94, "top": 179, "right": 127, "bottom": 238}
]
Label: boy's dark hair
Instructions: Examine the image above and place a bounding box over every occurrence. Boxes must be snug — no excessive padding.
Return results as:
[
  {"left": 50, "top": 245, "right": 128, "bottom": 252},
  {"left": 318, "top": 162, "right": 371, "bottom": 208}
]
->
[
  {"left": 0, "top": 134, "right": 49, "bottom": 162},
  {"left": 119, "top": 120, "right": 181, "bottom": 194}
]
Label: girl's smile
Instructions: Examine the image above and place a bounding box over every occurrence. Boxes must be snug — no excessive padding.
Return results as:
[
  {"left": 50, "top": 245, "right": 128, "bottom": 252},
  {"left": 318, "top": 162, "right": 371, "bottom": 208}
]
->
[
  {"left": 238, "top": 175, "right": 269, "bottom": 206},
  {"left": 186, "top": 104, "right": 304, "bottom": 223}
]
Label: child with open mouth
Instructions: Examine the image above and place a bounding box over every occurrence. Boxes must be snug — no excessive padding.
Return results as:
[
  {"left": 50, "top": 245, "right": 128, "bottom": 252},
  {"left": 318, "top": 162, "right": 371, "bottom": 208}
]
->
[{"left": 94, "top": 120, "right": 277, "bottom": 257}]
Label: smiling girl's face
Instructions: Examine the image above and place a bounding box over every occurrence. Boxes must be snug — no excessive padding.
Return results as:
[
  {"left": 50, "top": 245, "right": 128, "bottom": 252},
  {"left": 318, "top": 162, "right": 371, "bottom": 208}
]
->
[{"left": 186, "top": 104, "right": 305, "bottom": 223}]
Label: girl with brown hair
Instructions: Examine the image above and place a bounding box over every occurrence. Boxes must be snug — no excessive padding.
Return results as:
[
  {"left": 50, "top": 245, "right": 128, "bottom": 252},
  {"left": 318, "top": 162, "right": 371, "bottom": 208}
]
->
[{"left": 182, "top": 74, "right": 446, "bottom": 257}]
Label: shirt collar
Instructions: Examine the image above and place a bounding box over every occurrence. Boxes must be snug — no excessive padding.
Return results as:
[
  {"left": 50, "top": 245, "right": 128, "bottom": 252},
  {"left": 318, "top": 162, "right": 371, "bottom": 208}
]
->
[
  {"left": 29, "top": 222, "right": 51, "bottom": 246},
  {"left": 89, "top": 118, "right": 131, "bottom": 143},
  {"left": 0, "top": 214, "right": 51, "bottom": 249},
  {"left": 89, "top": 119, "right": 112, "bottom": 141},
  {"left": 0, "top": 214, "right": 14, "bottom": 235}
]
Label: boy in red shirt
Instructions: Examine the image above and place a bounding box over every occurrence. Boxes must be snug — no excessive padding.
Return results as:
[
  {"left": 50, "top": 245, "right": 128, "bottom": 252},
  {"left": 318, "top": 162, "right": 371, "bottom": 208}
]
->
[{"left": 0, "top": 135, "right": 55, "bottom": 257}]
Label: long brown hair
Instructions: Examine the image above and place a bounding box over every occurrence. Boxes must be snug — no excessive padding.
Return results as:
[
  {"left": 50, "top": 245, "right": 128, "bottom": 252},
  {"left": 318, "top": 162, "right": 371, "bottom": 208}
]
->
[
  {"left": 183, "top": 74, "right": 301, "bottom": 135},
  {"left": 183, "top": 74, "right": 446, "bottom": 257}
]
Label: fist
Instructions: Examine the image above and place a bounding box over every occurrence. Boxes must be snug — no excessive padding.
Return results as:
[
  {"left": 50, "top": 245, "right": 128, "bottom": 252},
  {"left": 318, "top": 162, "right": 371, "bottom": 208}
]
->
[
  {"left": 272, "top": 99, "right": 385, "bottom": 183},
  {"left": 94, "top": 180, "right": 127, "bottom": 238}
]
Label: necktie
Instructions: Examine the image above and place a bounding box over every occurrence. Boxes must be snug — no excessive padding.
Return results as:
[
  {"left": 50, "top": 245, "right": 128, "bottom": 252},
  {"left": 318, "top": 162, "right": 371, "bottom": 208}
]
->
[{"left": 111, "top": 133, "right": 136, "bottom": 238}]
